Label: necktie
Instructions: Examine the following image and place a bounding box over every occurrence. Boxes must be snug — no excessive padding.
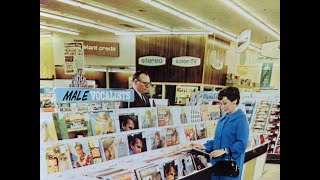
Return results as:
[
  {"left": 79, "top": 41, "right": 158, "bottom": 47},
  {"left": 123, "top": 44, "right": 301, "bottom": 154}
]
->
[{"left": 141, "top": 95, "right": 147, "bottom": 104}]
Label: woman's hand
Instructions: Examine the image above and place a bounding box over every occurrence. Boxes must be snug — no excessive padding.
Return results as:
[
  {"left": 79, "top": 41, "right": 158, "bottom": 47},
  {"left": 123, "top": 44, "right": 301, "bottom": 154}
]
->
[
  {"left": 190, "top": 143, "right": 205, "bottom": 150},
  {"left": 209, "top": 149, "right": 226, "bottom": 158}
]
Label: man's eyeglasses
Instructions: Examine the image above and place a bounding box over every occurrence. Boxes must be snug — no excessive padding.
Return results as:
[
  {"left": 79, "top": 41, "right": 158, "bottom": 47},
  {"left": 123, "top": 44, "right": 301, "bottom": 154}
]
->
[{"left": 137, "top": 79, "right": 152, "bottom": 87}]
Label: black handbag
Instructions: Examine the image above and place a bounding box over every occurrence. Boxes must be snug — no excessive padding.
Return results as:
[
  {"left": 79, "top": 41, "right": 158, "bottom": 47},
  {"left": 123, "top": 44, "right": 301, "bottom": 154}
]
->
[{"left": 211, "top": 147, "right": 239, "bottom": 177}]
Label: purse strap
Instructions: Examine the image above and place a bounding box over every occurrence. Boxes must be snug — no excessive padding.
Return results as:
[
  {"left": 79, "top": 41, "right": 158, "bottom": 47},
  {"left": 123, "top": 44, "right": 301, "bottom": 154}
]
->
[{"left": 227, "top": 147, "right": 234, "bottom": 160}]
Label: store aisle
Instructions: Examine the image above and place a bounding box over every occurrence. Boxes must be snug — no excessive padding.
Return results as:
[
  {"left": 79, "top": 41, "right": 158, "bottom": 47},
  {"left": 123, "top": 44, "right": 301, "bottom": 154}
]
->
[{"left": 258, "top": 163, "right": 280, "bottom": 180}]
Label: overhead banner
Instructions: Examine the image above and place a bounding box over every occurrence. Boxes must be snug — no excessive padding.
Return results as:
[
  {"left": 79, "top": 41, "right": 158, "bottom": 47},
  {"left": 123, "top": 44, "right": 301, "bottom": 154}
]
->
[
  {"left": 75, "top": 40, "right": 119, "bottom": 57},
  {"left": 172, "top": 56, "right": 201, "bottom": 67},
  {"left": 260, "top": 63, "right": 273, "bottom": 88},
  {"left": 54, "top": 88, "right": 134, "bottom": 103},
  {"left": 64, "top": 42, "right": 85, "bottom": 74},
  {"left": 138, "top": 56, "right": 166, "bottom": 66},
  {"left": 261, "top": 41, "right": 280, "bottom": 58}
]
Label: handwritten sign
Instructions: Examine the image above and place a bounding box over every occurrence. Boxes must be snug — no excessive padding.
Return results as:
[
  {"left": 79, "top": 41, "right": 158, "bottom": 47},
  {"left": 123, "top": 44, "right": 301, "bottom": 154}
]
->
[
  {"left": 54, "top": 88, "right": 134, "bottom": 103},
  {"left": 172, "top": 56, "right": 201, "bottom": 67}
]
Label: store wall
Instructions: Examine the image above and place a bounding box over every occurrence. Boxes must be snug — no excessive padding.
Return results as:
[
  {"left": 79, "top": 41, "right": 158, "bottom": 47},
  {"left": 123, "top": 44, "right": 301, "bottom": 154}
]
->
[
  {"left": 40, "top": 37, "right": 55, "bottom": 79},
  {"left": 136, "top": 35, "right": 206, "bottom": 83},
  {"left": 109, "top": 72, "right": 134, "bottom": 89},
  {"left": 203, "top": 35, "right": 229, "bottom": 85},
  {"left": 225, "top": 44, "right": 280, "bottom": 89},
  {"left": 52, "top": 34, "right": 135, "bottom": 66}
]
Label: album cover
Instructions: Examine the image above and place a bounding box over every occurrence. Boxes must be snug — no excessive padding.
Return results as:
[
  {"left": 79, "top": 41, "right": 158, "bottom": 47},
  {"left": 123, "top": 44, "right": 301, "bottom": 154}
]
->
[
  {"left": 169, "top": 106, "right": 185, "bottom": 125},
  {"left": 68, "top": 140, "right": 93, "bottom": 168},
  {"left": 90, "top": 110, "right": 115, "bottom": 135},
  {"left": 166, "top": 127, "right": 180, "bottom": 147},
  {"left": 88, "top": 138, "right": 103, "bottom": 164},
  {"left": 127, "top": 132, "right": 147, "bottom": 155},
  {"left": 148, "top": 129, "right": 166, "bottom": 150},
  {"left": 137, "top": 107, "right": 158, "bottom": 129},
  {"left": 135, "top": 164, "right": 163, "bottom": 180},
  {"left": 206, "top": 120, "right": 217, "bottom": 138},
  {"left": 157, "top": 106, "right": 172, "bottom": 127},
  {"left": 45, "top": 144, "right": 72, "bottom": 174},
  {"left": 114, "top": 135, "right": 130, "bottom": 158},
  {"left": 101, "top": 136, "right": 116, "bottom": 161},
  {"left": 183, "top": 125, "right": 197, "bottom": 143},
  {"left": 118, "top": 112, "right": 139, "bottom": 132},
  {"left": 177, "top": 154, "right": 195, "bottom": 177},
  {"left": 162, "top": 160, "right": 178, "bottom": 180},
  {"left": 40, "top": 112, "right": 58, "bottom": 142},
  {"left": 195, "top": 123, "right": 207, "bottom": 140}
]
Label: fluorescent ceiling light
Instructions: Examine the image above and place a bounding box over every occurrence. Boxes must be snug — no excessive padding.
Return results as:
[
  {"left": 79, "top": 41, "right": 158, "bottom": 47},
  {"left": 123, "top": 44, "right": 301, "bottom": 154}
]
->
[
  {"left": 222, "top": 0, "right": 280, "bottom": 40},
  {"left": 58, "top": 0, "right": 168, "bottom": 32},
  {"left": 40, "top": 34, "right": 52, "bottom": 37},
  {"left": 40, "top": 25, "right": 79, "bottom": 35},
  {"left": 40, "top": 12, "right": 122, "bottom": 34},
  {"left": 116, "top": 31, "right": 213, "bottom": 35},
  {"left": 141, "top": 0, "right": 237, "bottom": 42}
]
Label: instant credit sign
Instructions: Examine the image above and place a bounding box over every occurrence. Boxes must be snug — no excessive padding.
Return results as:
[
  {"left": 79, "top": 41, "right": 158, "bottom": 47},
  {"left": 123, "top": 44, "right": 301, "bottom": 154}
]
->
[
  {"left": 54, "top": 88, "right": 134, "bottom": 103},
  {"left": 172, "top": 56, "right": 201, "bottom": 67}
]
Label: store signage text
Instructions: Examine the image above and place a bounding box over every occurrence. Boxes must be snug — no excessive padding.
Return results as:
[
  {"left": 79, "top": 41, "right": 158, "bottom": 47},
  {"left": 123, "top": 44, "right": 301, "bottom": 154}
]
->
[
  {"left": 74, "top": 40, "right": 119, "bottom": 57},
  {"left": 172, "top": 56, "right": 201, "bottom": 67},
  {"left": 138, "top": 56, "right": 166, "bottom": 66},
  {"left": 54, "top": 88, "right": 134, "bottom": 103}
]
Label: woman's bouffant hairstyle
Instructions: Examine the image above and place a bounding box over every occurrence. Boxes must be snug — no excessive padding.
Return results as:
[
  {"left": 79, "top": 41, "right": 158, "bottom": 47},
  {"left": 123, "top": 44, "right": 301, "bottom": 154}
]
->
[{"left": 218, "top": 87, "right": 240, "bottom": 105}]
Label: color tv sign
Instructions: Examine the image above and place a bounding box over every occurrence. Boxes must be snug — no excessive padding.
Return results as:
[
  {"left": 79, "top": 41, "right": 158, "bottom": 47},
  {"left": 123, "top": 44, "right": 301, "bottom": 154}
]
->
[
  {"left": 172, "top": 56, "right": 201, "bottom": 67},
  {"left": 75, "top": 40, "right": 119, "bottom": 57}
]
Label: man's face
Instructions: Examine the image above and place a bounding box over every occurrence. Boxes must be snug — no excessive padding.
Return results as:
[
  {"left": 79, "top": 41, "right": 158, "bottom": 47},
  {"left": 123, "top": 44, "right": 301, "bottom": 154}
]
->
[
  {"left": 166, "top": 167, "right": 175, "bottom": 180},
  {"left": 75, "top": 145, "right": 84, "bottom": 156},
  {"left": 131, "top": 138, "right": 143, "bottom": 154},
  {"left": 122, "top": 118, "right": 135, "bottom": 131},
  {"left": 47, "top": 158, "right": 59, "bottom": 174},
  {"left": 134, "top": 73, "right": 151, "bottom": 94}
]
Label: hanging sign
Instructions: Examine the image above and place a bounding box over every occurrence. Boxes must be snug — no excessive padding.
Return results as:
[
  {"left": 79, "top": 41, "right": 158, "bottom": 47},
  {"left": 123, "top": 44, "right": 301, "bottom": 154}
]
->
[
  {"left": 138, "top": 56, "right": 166, "bottom": 66},
  {"left": 54, "top": 88, "right": 134, "bottom": 103},
  {"left": 260, "top": 63, "right": 273, "bottom": 88},
  {"left": 237, "top": 29, "right": 251, "bottom": 53},
  {"left": 172, "top": 56, "right": 201, "bottom": 67}
]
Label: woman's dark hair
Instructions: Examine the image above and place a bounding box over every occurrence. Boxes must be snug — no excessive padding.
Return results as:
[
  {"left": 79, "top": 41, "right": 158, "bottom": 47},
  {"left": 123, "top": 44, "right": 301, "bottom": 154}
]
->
[
  {"left": 132, "top": 70, "right": 149, "bottom": 81},
  {"left": 218, "top": 87, "right": 240, "bottom": 105}
]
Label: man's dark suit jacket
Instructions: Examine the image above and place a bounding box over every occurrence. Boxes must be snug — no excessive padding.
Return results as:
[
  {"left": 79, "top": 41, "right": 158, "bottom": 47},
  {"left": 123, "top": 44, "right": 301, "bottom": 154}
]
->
[{"left": 119, "top": 88, "right": 151, "bottom": 108}]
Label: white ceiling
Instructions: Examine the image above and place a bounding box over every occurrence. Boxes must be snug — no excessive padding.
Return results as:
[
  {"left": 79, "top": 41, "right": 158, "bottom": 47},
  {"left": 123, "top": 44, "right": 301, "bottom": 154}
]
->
[{"left": 40, "top": 0, "right": 280, "bottom": 46}]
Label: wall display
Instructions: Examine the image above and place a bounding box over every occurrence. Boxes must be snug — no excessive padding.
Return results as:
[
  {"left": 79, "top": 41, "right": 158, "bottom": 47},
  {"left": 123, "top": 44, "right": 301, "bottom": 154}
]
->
[{"left": 64, "top": 42, "right": 84, "bottom": 74}]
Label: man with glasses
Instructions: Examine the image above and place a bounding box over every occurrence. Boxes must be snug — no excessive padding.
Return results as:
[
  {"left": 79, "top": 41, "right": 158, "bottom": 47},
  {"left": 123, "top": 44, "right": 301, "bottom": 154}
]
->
[{"left": 120, "top": 70, "right": 152, "bottom": 108}]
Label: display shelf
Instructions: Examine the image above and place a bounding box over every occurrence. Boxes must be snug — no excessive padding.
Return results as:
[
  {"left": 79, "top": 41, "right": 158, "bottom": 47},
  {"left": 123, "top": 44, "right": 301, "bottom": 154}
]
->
[
  {"left": 251, "top": 100, "right": 272, "bottom": 134},
  {"left": 264, "top": 100, "right": 280, "bottom": 155}
]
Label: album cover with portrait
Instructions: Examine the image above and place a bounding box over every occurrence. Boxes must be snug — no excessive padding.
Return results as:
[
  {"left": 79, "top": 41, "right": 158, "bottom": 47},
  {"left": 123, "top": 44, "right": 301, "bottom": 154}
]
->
[
  {"left": 127, "top": 132, "right": 147, "bottom": 155},
  {"left": 183, "top": 125, "right": 197, "bottom": 143},
  {"left": 148, "top": 128, "right": 166, "bottom": 150},
  {"left": 135, "top": 164, "right": 163, "bottom": 180},
  {"left": 88, "top": 138, "right": 103, "bottom": 164},
  {"left": 90, "top": 110, "right": 115, "bottom": 135},
  {"left": 157, "top": 106, "right": 172, "bottom": 127},
  {"left": 195, "top": 123, "right": 207, "bottom": 140},
  {"left": 136, "top": 107, "right": 158, "bottom": 129},
  {"left": 68, "top": 140, "right": 93, "bottom": 168},
  {"left": 165, "top": 127, "right": 180, "bottom": 147},
  {"left": 100, "top": 136, "right": 116, "bottom": 162},
  {"left": 162, "top": 160, "right": 178, "bottom": 180},
  {"left": 40, "top": 112, "right": 58, "bottom": 142},
  {"left": 115, "top": 109, "right": 140, "bottom": 132},
  {"left": 45, "top": 144, "right": 72, "bottom": 174}
]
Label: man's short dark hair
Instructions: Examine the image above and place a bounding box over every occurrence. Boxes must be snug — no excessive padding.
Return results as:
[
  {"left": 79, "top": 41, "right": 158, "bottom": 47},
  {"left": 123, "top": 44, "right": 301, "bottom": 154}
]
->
[{"left": 132, "top": 70, "right": 149, "bottom": 81}]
